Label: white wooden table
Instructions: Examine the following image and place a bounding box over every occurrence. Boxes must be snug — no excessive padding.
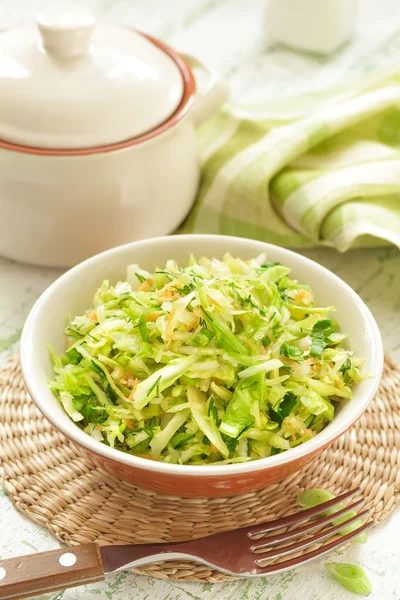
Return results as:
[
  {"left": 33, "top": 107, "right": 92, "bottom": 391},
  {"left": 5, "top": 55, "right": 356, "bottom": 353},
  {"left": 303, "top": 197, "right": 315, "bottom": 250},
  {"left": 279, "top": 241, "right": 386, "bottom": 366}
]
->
[{"left": 1, "top": 1, "right": 399, "bottom": 599}]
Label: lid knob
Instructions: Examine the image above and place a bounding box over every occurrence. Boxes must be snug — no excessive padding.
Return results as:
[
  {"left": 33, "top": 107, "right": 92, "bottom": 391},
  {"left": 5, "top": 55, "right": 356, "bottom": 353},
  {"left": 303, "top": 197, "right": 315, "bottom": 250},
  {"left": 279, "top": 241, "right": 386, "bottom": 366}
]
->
[{"left": 37, "top": 4, "right": 96, "bottom": 59}]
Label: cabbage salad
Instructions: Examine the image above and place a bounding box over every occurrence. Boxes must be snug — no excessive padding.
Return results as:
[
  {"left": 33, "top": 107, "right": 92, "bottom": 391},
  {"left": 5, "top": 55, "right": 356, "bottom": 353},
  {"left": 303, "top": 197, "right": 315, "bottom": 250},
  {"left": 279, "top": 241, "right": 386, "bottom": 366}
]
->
[{"left": 49, "top": 254, "right": 363, "bottom": 465}]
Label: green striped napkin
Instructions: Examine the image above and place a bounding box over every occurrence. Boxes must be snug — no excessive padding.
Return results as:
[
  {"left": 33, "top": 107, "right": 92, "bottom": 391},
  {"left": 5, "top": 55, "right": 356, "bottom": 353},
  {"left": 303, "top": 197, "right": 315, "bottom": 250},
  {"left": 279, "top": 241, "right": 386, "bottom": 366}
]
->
[{"left": 179, "top": 69, "right": 400, "bottom": 251}]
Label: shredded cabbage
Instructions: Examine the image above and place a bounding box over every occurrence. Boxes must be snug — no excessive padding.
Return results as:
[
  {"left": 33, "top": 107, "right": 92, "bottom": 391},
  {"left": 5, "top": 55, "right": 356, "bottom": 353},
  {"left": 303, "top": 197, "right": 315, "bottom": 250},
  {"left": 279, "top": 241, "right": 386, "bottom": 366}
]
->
[{"left": 49, "top": 254, "right": 364, "bottom": 465}]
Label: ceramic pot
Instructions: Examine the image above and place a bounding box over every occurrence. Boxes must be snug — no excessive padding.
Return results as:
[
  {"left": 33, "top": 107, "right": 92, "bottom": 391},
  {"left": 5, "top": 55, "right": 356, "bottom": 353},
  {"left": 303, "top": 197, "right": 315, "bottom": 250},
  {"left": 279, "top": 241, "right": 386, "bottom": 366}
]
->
[{"left": 0, "top": 6, "right": 228, "bottom": 267}]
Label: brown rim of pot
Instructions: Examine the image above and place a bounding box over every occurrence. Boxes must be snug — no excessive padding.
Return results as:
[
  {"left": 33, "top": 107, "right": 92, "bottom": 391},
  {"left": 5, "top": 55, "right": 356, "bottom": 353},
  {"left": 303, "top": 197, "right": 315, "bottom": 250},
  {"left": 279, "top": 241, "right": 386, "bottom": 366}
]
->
[{"left": 0, "top": 32, "right": 196, "bottom": 157}]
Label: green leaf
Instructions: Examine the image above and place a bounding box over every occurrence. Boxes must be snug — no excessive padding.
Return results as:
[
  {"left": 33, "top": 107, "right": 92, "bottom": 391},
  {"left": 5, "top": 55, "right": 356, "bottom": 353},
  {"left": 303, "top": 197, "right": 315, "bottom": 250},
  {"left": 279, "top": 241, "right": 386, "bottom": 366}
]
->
[
  {"left": 126, "top": 428, "right": 154, "bottom": 453},
  {"left": 65, "top": 326, "right": 84, "bottom": 340},
  {"left": 89, "top": 360, "right": 110, "bottom": 389},
  {"left": 280, "top": 342, "right": 304, "bottom": 362},
  {"left": 278, "top": 392, "right": 298, "bottom": 419},
  {"left": 260, "top": 262, "right": 281, "bottom": 268},
  {"left": 148, "top": 375, "right": 162, "bottom": 398},
  {"left": 66, "top": 347, "right": 81, "bottom": 365},
  {"left": 270, "top": 447, "right": 282, "bottom": 455},
  {"left": 262, "top": 335, "right": 271, "bottom": 348},
  {"left": 227, "top": 438, "right": 239, "bottom": 453},
  {"left": 272, "top": 323, "right": 284, "bottom": 341},
  {"left": 71, "top": 394, "right": 92, "bottom": 411},
  {"left": 169, "top": 432, "right": 195, "bottom": 449},
  {"left": 340, "top": 358, "right": 351, "bottom": 372},
  {"left": 207, "top": 396, "right": 219, "bottom": 423},
  {"left": 181, "top": 375, "right": 202, "bottom": 386},
  {"left": 81, "top": 402, "right": 108, "bottom": 424},
  {"left": 269, "top": 392, "right": 297, "bottom": 423},
  {"left": 130, "top": 438, "right": 151, "bottom": 453},
  {"left": 138, "top": 311, "right": 149, "bottom": 343},
  {"left": 300, "top": 389, "right": 334, "bottom": 421},
  {"left": 193, "top": 328, "right": 215, "bottom": 346},
  {"left": 310, "top": 320, "right": 335, "bottom": 358},
  {"left": 261, "top": 265, "right": 291, "bottom": 283},
  {"left": 173, "top": 283, "right": 196, "bottom": 295},
  {"left": 200, "top": 301, "right": 248, "bottom": 355},
  {"left": 219, "top": 380, "right": 256, "bottom": 438},
  {"left": 132, "top": 426, "right": 154, "bottom": 439},
  {"left": 155, "top": 270, "right": 174, "bottom": 279},
  {"left": 241, "top": 380, "right": 258, "bottom": 391},
  {"left": 135, "top": 272, "right": 147, "bottom": 283},
  {"left": 90, "top": 360, "right": 104, "bottom": 377}
]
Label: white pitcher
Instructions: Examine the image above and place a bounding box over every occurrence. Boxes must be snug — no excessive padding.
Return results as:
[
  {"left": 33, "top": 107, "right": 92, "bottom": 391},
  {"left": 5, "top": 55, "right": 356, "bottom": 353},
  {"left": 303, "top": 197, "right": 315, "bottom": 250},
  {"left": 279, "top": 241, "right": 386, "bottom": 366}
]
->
[{"left": 264, "top": 0, "right": 359, "bottom": 55}]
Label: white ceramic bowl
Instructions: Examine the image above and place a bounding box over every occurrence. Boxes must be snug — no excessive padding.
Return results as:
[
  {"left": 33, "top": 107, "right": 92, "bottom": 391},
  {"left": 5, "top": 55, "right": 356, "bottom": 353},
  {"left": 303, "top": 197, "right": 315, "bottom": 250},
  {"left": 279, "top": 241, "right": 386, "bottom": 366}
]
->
[{"left": 21, "top": 235, "right": 384, "bottom": 497}]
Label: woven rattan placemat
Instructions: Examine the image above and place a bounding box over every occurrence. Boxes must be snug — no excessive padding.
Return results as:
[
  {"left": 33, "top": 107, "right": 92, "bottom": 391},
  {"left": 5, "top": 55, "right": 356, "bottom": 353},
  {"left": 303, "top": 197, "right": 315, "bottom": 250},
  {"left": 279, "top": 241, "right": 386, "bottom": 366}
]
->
[{"left": 0, "top": 355, "right": 399, "bottom": 582}]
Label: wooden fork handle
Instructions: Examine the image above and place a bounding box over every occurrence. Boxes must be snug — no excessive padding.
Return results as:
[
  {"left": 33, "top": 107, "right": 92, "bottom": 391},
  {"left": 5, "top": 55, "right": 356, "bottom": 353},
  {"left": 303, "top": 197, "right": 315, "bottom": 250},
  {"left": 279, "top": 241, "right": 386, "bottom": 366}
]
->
[{"left": 0, "top": 543, "right": 105, "bottom": 600}]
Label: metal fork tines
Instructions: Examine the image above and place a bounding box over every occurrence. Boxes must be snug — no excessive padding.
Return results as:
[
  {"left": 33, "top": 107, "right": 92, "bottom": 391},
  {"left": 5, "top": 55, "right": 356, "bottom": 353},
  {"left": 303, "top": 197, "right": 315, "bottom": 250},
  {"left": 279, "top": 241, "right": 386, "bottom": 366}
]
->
[
  {"left": 242, "top": 487, "right": 372, "bottom": 574},
  {"left": 252, "top": 498, "right": 367, "bottom": 552},
  {"left": 246, "top": 487, "right": 361, "bottom": 539}
]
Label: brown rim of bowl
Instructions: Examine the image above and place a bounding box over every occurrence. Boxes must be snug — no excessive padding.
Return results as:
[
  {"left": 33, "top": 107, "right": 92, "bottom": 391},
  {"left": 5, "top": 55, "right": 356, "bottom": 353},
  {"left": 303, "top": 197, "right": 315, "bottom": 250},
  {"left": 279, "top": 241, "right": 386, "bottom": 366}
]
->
[{"left": 0, "top": 32, "right": 196, "bottom": 157}]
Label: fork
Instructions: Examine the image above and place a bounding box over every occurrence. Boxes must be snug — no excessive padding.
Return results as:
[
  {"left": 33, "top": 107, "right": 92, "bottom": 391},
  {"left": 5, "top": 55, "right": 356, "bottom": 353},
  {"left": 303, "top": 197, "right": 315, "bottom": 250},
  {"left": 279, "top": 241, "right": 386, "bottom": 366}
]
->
[{"left": 0, "top": 488, "right": 372, "bottom": 599}]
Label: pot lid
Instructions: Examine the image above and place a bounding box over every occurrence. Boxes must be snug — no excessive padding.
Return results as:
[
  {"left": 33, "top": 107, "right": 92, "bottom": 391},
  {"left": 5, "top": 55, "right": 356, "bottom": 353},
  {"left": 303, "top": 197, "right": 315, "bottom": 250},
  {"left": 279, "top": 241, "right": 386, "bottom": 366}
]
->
[{"left": 0, "top": 5, "right": 185, "bottom": 149}]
